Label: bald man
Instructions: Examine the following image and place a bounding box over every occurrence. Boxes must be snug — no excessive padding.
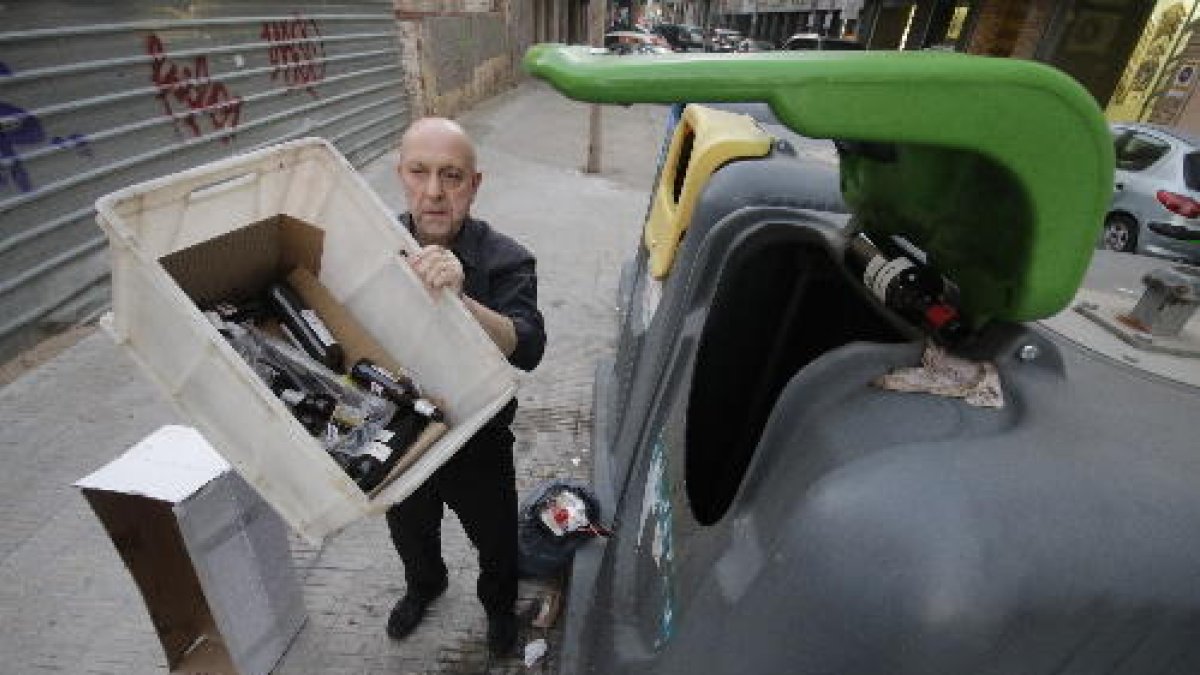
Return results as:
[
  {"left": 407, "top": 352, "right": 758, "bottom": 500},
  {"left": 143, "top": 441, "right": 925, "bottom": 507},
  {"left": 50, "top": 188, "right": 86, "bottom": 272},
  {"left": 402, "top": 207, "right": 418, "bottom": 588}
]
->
[{"left": 385, "top": 117, "right": 545, "bottom": 657}]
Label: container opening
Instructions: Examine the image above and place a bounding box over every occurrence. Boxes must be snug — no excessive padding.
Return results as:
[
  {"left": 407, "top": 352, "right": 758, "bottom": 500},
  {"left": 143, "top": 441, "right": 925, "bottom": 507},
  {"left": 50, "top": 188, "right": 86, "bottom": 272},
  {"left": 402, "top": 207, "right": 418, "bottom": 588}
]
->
[
  {"left": 672, "top": 126, "right": 696, "bottom": 204},
  {"left": 685, "top": 230, "right": 908, "bottom": 525}
]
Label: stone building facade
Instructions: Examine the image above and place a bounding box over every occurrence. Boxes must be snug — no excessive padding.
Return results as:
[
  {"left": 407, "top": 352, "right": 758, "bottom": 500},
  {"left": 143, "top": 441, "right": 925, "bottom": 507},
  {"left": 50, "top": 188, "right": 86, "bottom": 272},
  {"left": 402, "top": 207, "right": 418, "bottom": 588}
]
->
[{"left": 396, "top": 0, "right": 604, "bottom": 118}]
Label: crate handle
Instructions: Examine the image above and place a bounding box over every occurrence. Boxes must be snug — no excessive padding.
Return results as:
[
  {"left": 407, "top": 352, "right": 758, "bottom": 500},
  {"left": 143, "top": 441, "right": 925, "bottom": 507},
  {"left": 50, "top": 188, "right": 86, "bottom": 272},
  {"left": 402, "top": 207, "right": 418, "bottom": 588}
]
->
[{"left": 187, "top": 172, "right": 259, "bottom": 202}]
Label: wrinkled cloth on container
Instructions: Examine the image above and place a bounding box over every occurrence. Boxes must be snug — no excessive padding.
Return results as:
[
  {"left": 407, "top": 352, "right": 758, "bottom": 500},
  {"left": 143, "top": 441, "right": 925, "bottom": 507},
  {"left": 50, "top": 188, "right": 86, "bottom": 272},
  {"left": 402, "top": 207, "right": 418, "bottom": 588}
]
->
[{"left": 873, "top": 342, "right": 1004, "bottom": 408}]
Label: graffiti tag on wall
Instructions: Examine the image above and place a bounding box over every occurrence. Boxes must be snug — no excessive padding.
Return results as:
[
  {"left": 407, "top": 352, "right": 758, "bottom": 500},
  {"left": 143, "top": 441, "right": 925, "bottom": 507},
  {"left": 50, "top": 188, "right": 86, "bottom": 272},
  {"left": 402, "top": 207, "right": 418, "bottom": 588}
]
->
[
  {"left": 261, "top": 16, "right": 327, "bottom": 96},
  {"left": 146, "top": 35, "right": 244, "bottom": 139},
  {"left": 0, "top": 62, "right": 93, "bottom": 194}
]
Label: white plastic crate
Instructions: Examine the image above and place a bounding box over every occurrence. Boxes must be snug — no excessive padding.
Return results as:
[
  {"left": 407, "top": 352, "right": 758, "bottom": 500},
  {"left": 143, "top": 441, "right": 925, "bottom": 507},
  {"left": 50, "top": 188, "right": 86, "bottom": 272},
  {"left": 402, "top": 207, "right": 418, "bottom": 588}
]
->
[{"left": 96, "top": 138, "right": 518, "bottom": 542}]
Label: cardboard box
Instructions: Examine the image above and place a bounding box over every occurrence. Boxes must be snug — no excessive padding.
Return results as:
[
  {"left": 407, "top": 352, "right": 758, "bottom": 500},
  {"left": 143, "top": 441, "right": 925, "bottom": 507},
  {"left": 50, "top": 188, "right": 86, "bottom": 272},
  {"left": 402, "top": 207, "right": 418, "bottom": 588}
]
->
[
  {"left": 75, "top": 425, "right": 306, "bottom": 675},
  {"left": 95, "top": 138, "right": 519, "bottom": 541}
]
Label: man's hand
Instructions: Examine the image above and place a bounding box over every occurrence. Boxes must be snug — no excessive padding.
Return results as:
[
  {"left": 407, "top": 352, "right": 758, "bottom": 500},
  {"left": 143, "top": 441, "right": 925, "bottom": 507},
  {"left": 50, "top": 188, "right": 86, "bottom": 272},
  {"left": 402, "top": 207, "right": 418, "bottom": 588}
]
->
[
  {"left": 406, "top": 243, "right": 517, "bottom": 357},
  {"left": 409, "top": 245, "right": 464, "bottom": 297}
]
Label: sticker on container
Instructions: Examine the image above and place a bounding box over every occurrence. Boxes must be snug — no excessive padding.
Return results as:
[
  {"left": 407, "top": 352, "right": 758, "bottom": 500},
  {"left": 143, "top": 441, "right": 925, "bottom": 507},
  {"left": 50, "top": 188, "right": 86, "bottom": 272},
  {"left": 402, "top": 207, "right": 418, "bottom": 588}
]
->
[
  {"left": 869, "top": 257, "right": 914, "bottom": 303},
  {"left": 365, "top": 441, "right": 393, "bottom": 463},
  {"left": 371, "top": 363, "right": 397, "bottom": 380},
  {"left": 863, "top": 254, "right": 887, "bottom": 289}
]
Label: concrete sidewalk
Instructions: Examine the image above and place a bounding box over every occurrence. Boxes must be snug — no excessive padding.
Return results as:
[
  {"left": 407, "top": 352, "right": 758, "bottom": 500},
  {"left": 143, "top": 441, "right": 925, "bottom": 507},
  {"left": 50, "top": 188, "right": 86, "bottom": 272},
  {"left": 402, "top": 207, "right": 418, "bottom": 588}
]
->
[{"left": 0, "top": 79, "right": 667, "bottom": 674}]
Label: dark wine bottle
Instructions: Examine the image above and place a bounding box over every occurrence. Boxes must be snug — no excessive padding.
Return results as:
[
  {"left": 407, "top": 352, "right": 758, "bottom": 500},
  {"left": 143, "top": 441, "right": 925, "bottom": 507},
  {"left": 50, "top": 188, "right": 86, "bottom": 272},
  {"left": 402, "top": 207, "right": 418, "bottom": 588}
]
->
[
  {"left": 266, "top": 281, "right": 345, "bottom": 371},
  {"left": 352, "top": 445, "right": 393, "bottom": 492},
  {"left": 349, "top": 359, "right": 421, "bottom": 407},
  {"left": 845, "top": 235, "right": 967, "bottom": 344},
  {"left": 260, "top": 363, "right": 300, "bottom": 396},
  {"left": 211, "top": 298, "right": 269, "bottom": 324},
  {"left": 354, "top": 427, "right": 411, "bottom": 492},
  {"left": 278, "top": 387, "right": 336, "bottom": 436},
  {"left": 339, "top": 450, "right": 376, "bottom": 486},
  {"left": 356, "top": 401, "right": 449, "bottom": 492}
]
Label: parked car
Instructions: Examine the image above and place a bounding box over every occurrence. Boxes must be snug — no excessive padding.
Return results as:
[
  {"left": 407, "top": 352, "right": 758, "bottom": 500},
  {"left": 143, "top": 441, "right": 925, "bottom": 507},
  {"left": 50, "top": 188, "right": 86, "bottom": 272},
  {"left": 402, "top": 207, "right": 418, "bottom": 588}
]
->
[
  {"left": 654, "top": 23, "right": 705, "bottom": 51},
  {"left": 1105, "top": 122, "right": 1200, "bottom": 264},
  {"left": 782, "top": 32, "right": 864, "bottom": 51},
  {"left": 706, "top": 28, "right": 742, "bottom": 52},
  {"left": 604, "top": 30, "right": 672, "bottom": 55},
  {"left": 736, "top": 38, "right": 776, "bottom": 52}
]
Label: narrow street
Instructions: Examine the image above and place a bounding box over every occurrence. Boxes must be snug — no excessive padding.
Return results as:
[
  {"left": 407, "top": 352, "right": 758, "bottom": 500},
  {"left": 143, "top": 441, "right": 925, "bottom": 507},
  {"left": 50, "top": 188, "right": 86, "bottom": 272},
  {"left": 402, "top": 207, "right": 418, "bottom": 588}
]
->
[{"left": 0, "top": 79, "right": 667, "bottom": 674}]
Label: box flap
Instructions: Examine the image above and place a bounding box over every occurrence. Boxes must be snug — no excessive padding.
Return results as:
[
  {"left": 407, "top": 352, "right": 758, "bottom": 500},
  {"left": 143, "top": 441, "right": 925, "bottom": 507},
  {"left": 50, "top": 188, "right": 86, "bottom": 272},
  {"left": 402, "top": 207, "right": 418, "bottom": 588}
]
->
[
  {"left": 159, "top": 215, "right": 323, "bottom": 306},
  {"left": 176, "top": 472, "right": 307, "bottom": 675},
  {"left": 74, "top": 425, "right": 229, "bottom": 503},
  {"left": 80, "top": 483, "right": 218, "bottom": 671}
]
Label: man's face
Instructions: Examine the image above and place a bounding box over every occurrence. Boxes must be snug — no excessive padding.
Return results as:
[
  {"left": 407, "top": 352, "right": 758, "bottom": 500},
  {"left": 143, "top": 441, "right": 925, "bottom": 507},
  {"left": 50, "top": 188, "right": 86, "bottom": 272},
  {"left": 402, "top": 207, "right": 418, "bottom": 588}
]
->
[{"left": 398, "top": 126, "right": 481, "bottom": 246}]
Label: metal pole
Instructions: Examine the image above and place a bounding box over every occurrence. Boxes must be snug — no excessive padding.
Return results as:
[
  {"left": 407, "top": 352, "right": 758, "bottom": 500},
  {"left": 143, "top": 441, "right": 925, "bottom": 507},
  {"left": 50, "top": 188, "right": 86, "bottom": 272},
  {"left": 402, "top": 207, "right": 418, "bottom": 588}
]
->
[
  {"left": 584, "top": 0, "right": 604, "bottom": 173},
  {"left": 585, "top": 103, "right": 602, "bottom": 173}
]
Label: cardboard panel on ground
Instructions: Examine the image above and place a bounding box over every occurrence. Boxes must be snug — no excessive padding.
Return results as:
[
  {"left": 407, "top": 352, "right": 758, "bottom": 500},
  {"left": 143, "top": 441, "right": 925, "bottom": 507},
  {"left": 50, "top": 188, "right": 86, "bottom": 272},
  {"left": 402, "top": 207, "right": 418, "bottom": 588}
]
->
[
  {"left": 94, "top": 138, "right": 519, "bottom": 542},
  {"left": 76, "top": 425, "right": 306, "bottom": 675}
]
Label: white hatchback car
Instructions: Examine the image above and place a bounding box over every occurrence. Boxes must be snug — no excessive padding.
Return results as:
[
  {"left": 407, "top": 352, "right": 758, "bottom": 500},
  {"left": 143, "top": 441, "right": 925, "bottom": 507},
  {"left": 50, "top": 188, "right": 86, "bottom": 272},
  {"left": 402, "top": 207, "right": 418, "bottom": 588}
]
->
[{"left": 1106, "top": 122, "right": 1200, "bottom": 265}]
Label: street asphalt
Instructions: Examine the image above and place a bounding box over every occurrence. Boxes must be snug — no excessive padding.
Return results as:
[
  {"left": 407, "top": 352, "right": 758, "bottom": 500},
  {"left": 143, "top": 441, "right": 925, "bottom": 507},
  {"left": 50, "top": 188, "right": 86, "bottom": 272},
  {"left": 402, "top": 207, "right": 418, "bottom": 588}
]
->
[{"left": 0, "top": 78, "right": 667, "bottom": 675}]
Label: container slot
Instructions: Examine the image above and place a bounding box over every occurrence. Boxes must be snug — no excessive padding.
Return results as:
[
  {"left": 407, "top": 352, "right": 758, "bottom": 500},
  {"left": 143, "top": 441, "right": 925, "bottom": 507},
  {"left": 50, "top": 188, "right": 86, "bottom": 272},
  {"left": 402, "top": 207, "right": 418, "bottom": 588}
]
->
[{"left": 685, "top": 234, "right": 908, "bottom": 525}]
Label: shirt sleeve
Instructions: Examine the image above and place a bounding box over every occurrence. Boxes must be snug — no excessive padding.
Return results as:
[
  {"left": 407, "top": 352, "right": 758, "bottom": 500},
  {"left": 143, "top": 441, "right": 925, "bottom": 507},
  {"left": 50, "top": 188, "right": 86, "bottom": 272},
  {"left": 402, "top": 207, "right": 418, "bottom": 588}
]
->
[{"left": 487, "top": 249, "right": 546, "bottom": 372}]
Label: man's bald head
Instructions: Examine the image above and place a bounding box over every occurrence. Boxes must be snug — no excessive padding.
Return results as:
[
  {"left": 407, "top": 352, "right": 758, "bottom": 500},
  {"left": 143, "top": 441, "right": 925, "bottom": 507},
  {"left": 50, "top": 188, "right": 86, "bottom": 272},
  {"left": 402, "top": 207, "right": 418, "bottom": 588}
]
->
[
  {"left": 397, "top": 117, "right": 483, "bottom": 246},
  {"left": 399, "top": 117, "right": 477, "bottom": 172}
]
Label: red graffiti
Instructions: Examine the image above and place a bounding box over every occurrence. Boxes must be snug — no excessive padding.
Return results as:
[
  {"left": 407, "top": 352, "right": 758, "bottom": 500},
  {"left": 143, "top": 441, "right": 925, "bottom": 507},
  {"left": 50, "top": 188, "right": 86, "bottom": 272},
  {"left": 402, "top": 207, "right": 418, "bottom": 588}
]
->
[
  {"left": 261, "top": 16, "right": 326, "bottom": 97},
  {"left": 146, "top": 34, "right": 243, "bottom": 140}
]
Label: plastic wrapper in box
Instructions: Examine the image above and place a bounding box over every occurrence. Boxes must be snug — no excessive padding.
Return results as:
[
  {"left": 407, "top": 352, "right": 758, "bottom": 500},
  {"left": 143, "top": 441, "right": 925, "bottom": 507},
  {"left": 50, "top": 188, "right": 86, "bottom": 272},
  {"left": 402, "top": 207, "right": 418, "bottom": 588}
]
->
[
  {"left": 75, "top": 425, "right": 306, "bottom": 675},
  {"left": 95, "top": 138, "right": 519, "bottom": 542}
]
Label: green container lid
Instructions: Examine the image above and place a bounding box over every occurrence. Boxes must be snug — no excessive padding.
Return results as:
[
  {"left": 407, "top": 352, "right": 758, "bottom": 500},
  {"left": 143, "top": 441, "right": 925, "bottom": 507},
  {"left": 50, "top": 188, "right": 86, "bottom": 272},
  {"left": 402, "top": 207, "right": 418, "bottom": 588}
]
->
[{"left": 524, "top": 45, "right": 1113, "bottom": 325}]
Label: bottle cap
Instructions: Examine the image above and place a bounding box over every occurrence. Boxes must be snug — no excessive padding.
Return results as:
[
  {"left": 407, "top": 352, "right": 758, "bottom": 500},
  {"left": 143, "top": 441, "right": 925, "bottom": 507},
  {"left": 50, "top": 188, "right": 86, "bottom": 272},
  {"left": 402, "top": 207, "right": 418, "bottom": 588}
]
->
[{"left": 414, "top": 398, "right": 440, "bottom": 418}]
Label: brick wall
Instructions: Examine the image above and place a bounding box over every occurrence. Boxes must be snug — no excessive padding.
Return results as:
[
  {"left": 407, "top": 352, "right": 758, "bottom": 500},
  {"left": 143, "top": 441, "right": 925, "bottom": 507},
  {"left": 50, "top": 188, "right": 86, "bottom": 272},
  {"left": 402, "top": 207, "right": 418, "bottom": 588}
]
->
[
  {"left": 395, "top": 0, "right": 516, "bottom": 119},
  {"left": 395, "top": 0, "right": 600, "bottom": 119}
]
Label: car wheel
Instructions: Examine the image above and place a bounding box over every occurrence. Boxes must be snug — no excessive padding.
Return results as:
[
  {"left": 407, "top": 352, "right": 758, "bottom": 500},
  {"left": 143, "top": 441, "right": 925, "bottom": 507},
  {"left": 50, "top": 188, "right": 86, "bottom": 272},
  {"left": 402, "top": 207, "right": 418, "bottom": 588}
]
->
[{"left": 1102, "top": 214, "right": 1138, "bottom": 253}]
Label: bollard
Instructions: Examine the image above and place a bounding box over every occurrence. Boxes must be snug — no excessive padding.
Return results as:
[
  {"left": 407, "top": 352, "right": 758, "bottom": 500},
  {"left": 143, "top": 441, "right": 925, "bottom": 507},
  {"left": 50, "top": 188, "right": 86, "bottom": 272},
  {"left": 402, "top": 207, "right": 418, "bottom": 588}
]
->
[{"left": 1125, "top": 266, "right": 1200, "bottom": 336}]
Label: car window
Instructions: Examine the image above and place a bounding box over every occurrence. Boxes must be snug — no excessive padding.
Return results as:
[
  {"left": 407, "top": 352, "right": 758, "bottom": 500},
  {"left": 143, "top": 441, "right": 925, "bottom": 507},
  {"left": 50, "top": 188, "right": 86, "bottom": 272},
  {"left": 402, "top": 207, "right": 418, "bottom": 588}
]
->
[
  {"left": 822, "top": 39, "right": 864, "bottom": 51},
  {"left": 1184, "top": 151, "right": 1200, "bottom": 191},
  {"left": 1115, "top": 131, "right": 1171, "bottom": 171}
]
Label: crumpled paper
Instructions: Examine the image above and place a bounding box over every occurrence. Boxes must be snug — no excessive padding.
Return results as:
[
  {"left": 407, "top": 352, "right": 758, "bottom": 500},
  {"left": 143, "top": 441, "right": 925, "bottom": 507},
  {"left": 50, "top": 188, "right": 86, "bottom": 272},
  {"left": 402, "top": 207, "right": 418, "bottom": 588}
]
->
[
  {"left": 524, "top": 638, "right": 548, "bottom": 667},
  {"left": 873, "top": 342, "right": 1004, "bottom": 408}
]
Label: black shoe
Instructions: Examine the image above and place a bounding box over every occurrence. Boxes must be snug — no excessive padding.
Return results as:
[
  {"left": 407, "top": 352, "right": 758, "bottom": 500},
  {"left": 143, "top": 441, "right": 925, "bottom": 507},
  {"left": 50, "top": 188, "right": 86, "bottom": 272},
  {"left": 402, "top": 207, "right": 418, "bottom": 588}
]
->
[
  {"left": 386, "top": 579, "right": 448, "bottom": 640},
  {"left": 486, "top": 610, "right": 518, "bottom": 656}
]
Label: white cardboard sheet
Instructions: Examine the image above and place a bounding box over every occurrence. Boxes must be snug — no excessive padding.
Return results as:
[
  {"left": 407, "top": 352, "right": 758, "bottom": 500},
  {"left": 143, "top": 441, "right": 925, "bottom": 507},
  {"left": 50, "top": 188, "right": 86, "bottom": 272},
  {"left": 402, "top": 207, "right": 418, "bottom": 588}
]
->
[{"left": 74, "top": 425, "right": 230, "bottom": 503}]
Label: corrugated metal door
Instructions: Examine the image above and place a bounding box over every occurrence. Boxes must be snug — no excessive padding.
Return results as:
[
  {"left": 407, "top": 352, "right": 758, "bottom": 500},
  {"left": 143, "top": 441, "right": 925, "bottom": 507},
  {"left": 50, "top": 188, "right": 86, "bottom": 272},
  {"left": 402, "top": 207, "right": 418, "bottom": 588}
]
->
[{"left": 0, "top": 1, "right": 409, "bottom": 363}]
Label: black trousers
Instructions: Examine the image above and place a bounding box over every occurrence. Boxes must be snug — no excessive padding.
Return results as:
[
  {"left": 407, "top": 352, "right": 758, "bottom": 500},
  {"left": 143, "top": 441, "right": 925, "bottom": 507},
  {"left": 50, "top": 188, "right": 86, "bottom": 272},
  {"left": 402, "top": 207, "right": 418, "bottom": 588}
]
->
[{"left": 386, "top": 425, "right": 518, "bottom": 616}]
